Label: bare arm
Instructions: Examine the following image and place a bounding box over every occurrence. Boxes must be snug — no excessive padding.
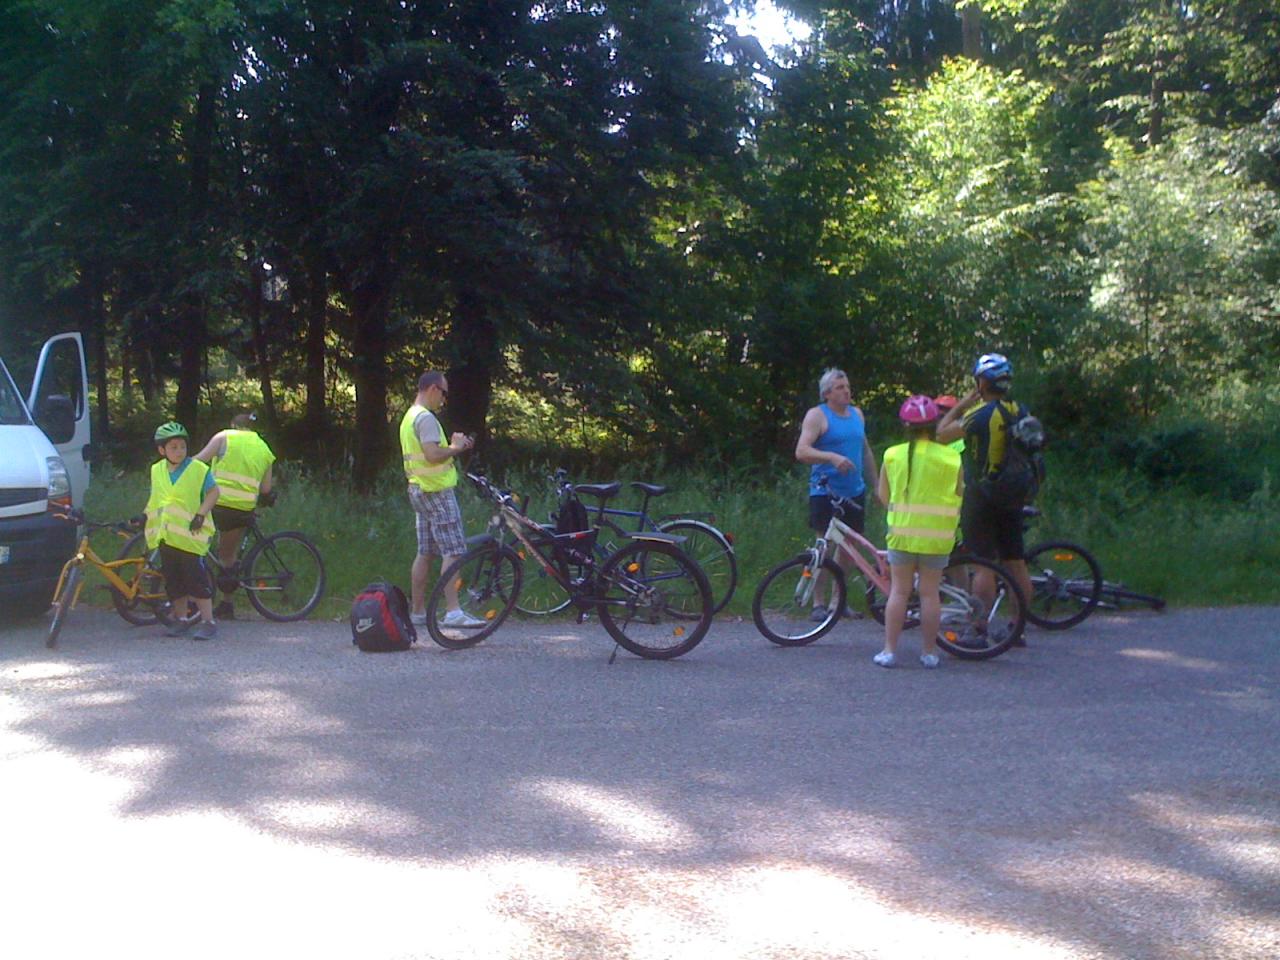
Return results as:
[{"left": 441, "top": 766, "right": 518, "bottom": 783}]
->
[
  {"left": 259, "top": 462, "right": 273, "bottom": 495},
  {"left": 422, "top": 433, "right": 473, "bottom": 465},
  {"left": 937, "top": 388, "right": 981, "bottom": 444},
  {"left": 861, "top": 429, "right": 878, "bottom": 494},
  {"left": 876, "top": 462, "right": 890, "bottom": 508},
  {"left": 197, "top": 484, "right": 220, "bottom": 517},
  {"left": 192, "top": 432, "right": 227, "bottom": 464},
  {"left": 796, "top": 407, "right": 854, "bottom": 473}
]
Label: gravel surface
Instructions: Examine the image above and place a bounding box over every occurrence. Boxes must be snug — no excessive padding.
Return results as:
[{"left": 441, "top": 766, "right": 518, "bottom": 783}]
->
[{"left": 2, "top": 604, "right": 1278, "bottom": 959}]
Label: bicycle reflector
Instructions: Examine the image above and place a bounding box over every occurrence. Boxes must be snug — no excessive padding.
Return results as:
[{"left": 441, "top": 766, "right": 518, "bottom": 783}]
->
[
  {"left": 485, "top": 609, "right": 496, "bottom": 620},
  {"left": 674, "top": 627, "right": 685, "bottom": 637},
  {"left": 627, "top": 562, "right": 640, "bottom": 573},
  {"left": 1054, "top": 552, "right": 1076, "bottom": 561}
]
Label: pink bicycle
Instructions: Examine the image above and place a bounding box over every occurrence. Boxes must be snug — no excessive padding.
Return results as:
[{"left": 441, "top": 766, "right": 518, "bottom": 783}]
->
[{"left": 751, "top": 487, "right": 1027, "bottom": 659}]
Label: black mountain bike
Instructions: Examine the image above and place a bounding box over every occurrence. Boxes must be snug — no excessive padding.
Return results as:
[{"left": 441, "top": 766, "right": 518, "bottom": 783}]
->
[
  {"left": 426, "top": 473, "right": 713, "bottom": 659},
  {"left": 115, "top": 508, "right": 326, "bottom": 623}
]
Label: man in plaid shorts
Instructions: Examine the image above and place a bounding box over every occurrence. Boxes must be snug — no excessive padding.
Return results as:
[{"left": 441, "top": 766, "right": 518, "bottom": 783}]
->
[{"left": 400, "top": 371, "right": 485, "bottom": 629}]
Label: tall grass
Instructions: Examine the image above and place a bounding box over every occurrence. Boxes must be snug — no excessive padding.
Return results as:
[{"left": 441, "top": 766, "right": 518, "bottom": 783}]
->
[{"left": 80, "top": 454, "right": 1280, "bottom": 620}]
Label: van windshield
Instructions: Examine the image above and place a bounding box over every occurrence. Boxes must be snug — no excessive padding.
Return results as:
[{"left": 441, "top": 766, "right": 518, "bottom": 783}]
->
[{"left": 0, "top": 364, "right": 31, "bottom": 425}]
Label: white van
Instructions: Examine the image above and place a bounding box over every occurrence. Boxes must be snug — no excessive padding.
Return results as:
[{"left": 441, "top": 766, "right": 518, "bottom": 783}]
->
[{"left": 0, "top": 332, "right": 91, "bottom": 615}]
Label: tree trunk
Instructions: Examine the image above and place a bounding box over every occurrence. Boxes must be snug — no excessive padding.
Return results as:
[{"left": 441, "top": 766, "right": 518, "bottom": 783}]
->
[
  {"left": 248, "top": 259, "right": 279, "bottom": 432},
  {"left": 961, "top": 5, "right": 983, "bottom": 60},
  {"left": 303, "top": 257, "right": 328, "bottom": 439},
  {"left": 445, "top": 291, "right": 499, "bottom": 452},
  {"left": 1148, "top": 65, "right": 1165, "bottom": 147},
  {"left": 350, "top": 286, "right": 391, "bottom": 492},
  {"left": 82, "top": 265, "right": 111, "bottom": 439},
  {"left": 177, "top": 80, "right": 217, "bottom": 434}
]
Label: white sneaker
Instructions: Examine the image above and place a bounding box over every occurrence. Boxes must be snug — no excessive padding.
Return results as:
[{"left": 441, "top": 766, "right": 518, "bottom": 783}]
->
[
  {"left": 410, "top": 611, "right": 428, "bottom": 626},
  {"left": 872, "top": 650, "right": 897, "bottom": 668},
  {"left": 441, "top": 609, "right": 487, "bottom": 629}
]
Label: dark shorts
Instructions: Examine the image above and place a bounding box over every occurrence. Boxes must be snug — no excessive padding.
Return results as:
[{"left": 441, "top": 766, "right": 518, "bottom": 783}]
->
[
  {"left": 160, "top": 543, "right": 213, "bottom": 600},
  {"left": 212, "top": 505, "right": 255, "bottom": 532},
  {"left": 810, "top": 492, "right": 866, "bottom": 535},
  {"left": 960, "top": 492, "right": 1025, "bottom": 562}
]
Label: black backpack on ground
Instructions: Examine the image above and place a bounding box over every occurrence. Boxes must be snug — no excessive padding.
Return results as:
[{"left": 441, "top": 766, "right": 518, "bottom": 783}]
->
[
  {"left": 978, "top": 404, "right": 1046, "bottom": 510},
  {"left": 350, "top": 580, "right": 417, "bottom": 652}
]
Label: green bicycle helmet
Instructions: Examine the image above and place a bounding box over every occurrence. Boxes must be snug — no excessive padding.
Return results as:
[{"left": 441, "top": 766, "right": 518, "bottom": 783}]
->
[{"left": 153, "top": 421, "right": 189, "bottom": 442}]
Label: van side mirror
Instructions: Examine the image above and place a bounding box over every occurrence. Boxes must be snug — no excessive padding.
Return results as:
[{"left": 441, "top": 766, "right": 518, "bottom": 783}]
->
[{"left": 35, "top": 394, "right": 75, "bottom": 444}]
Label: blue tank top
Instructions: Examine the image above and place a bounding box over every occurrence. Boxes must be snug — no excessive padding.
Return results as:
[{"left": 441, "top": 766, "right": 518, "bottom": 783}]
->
[{"left": 808, "top": 403, "right": 866, "bottom": 498}]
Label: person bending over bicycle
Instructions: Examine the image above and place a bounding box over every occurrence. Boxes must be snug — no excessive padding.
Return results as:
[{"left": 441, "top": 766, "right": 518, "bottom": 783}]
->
[
  {"left": 795, "top": 367, "right": 878, "bottom": 621},
  {"left": 874, "top": 396, "right": 963, "bottom": 669},
  {"left": 936, "top": 353, "right": 1037, "bottom": 629},
  {"left": 193, "top": 411, "right": 276, "bottom": 620}
]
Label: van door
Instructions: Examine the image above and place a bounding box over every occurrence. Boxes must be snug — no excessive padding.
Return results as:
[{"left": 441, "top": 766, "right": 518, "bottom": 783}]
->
[{"left": 27, "top": 332, "right": 91, "bottom": 507}]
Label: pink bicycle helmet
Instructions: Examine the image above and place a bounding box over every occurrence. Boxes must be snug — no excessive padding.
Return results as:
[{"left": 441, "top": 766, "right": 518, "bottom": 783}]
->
[{"left": 899, "top": 394, "right": 940, "bottom": 425}]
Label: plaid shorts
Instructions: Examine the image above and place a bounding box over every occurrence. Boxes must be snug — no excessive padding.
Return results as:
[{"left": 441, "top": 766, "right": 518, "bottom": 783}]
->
[{"left": 407, "top": 485, "right": 467, "bottom": 557}]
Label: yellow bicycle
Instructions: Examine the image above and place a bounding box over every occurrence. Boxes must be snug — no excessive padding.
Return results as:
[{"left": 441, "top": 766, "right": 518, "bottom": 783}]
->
[{"left": 45, "top": 511, "right": 168, "bottom": 649}]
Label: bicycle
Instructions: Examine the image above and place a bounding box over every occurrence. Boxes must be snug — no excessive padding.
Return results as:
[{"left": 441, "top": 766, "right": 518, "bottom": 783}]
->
[
  {"left": 426, "top": 473, "right": 713, "bottom": 660},
  {"left": 508, "top": 470, "right": 735, "bottom": 617},
  {"left": 1021, "top": 507, "right": 1104, "bottom": 630},
  {"left": 752, "top": 484, "right": 1027, "bottom": 659},
  {"left": 45, "top": 512, "right": 170, "bottom": 648},
  {"left": 115, "top": 508, "right": 327, "bottom": 623},
  {"left": 566, "top": 470, "right": 737, "bottom": 614}
]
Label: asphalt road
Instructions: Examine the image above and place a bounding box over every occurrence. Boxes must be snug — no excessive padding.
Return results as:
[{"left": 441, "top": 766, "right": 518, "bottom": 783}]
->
[{"left": 1, "top": 604, "right": 1277, "bottom": 960}]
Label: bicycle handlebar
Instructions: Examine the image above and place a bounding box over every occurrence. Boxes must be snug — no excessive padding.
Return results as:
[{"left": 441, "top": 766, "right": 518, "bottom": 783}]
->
[
  {"left": 812, "top": 476, "right": 864, "bottom": 514},
  {"left": 50, "top": 507, "right": 143, "bottom": 533}
]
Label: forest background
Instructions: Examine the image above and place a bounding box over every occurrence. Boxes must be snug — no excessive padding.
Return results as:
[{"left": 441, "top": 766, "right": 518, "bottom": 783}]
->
[{"left": 2, "top": 1, "right": 1279, "bottom": 608}]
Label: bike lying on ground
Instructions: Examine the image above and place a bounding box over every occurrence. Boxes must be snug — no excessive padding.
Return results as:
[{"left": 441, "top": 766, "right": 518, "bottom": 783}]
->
[
  {"left": 752, "top": 483, "right": 1027, "bottom": 659},
  {"left": 512, "top": 469, "right": 737, "bottom": 617},
  {"left": 426, "top": 473, "right": 713, "bottom": 660},
  {"left": 113, "top": 508, "right": 327, "bottom": 624},
  {"left": 45, "top": 512, "right": 168, "bottom": 648},
  {"left": 1021, "top": 507, "right": 1104, "bottom": 630}
]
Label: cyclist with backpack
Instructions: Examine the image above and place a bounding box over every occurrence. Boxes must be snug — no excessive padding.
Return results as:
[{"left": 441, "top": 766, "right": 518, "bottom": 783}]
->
[{"left": 936, "top": 353, "right": 1040, "bottom": 632}]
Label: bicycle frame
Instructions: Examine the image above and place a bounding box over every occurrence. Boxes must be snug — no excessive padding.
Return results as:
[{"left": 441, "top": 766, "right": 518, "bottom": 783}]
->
[
  {"left": 50, "top": 532, "right": 149, "bottom": 612},
  {"left": 813, "top": 511, "right": 893, "bottom": 597}
]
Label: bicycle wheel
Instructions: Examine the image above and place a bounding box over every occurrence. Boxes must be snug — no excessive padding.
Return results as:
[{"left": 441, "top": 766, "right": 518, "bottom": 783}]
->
[
  {"left": 426, "top": 543, "right": 522, "bottom": 649},
  {"left": 46, "top": 564, "right": 82, "bottom": 649},
  {"left": 1024, "top": 540, "right": 1103, "bottom": 630},
  {"left": 753, "top": 555, "right": 845, "bottom": 646},
  {"left": 597, "top": 540, "right": 712, "bottom": 659},
  {"left": 934, "top": 556, "right": 1027, "bottom": 660},
  {"left": 658, "top": 519, "right": 738, "bottom": 615},
  {"left": 243, "top": 531, "right": 327, "bottom": 621},
  {"left": 512, "top": 543, "right": 572, "bottom": 616},
  {"left": 112, "top": 532, "right": 169, "bottom": 626}
]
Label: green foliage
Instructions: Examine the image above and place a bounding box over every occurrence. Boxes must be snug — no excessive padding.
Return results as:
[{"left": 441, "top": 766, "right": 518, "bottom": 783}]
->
[{"left": 1076, "top": 126, "right": 1280, "bottom": 418}]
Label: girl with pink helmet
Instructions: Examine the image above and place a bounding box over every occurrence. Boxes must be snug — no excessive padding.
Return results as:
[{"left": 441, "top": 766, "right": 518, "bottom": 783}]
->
[{"left": 873, "top": 395, "right": 964, "bottom": 668}]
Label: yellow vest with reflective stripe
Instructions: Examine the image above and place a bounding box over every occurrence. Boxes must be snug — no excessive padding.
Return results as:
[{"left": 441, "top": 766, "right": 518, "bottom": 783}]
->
[
  {"left": 213, "top": 430, "right": 275, "bottom": 511},
  {"left": 145, "top": 459, "right": 215, "bottom": 556},
  {"left": 884, "top": 440, "right": 961, "bottom": 555},
  {"left": 399, "top": 404, "right": 457, "bottom": 492}
]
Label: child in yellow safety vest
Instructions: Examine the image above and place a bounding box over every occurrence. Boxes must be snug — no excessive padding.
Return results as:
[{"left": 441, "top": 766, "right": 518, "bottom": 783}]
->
[
  {"left": 873, "top": 396, "right": 963, "bottom": 669},
  {"left": 146, "top": 422, "right": 222, "bottom": 640}
]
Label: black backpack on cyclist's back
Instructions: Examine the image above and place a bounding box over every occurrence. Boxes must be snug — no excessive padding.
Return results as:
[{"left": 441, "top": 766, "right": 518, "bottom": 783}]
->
[
  {"left": 979, "top": 405, "right": 1046, "bottom": 510},
  {"left": 350, "top": 579, "right": 417, "bottom": 652}
]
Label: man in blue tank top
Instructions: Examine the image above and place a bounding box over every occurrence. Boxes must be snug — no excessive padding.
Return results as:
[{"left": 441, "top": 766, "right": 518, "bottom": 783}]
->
[{"left": 795, "top": 368, "right": 878, "bottom": 619}]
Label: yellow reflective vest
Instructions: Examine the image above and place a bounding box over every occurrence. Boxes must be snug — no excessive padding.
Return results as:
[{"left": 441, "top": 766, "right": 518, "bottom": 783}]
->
[
  {"left": 399, "top": 404, "right": 457, "bottom": 492},
  {"left": 212, "top": 429, "right": 275, "bottom": 511},
  {"left": 884, "top": 440, "right": 962, "bottom": 555},
  {"left": 145, "top": 459, "right": 215, "bottom": 556}
]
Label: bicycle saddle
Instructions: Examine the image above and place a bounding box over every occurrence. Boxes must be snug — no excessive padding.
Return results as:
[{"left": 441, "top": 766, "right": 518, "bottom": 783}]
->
[
  {"left": 1021, "top": 505, "right": 1041, "bottom": 519},
  {"left": 574, "top": 482, "right": 622, "bottom": 501},
  {"left": 630, "top": 482, "right": 668, "bottom": 497}
]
